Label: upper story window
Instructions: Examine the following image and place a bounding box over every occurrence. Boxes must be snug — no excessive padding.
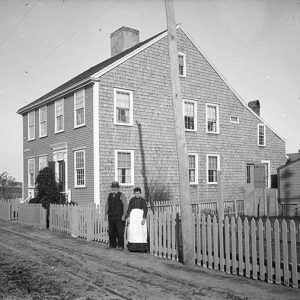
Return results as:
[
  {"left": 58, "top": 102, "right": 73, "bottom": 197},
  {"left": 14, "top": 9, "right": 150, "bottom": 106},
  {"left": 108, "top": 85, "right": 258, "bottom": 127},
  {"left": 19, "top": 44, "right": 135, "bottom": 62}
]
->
[
  {"left": 188, "top": 153, "right": 198, "bottom": 184},
  {"left": 258, "top": 124, "right": 266, "bottom": 146},
  {"left": 28, "top": 158, "right": 35, "bottom": 188},
  {"left": 184, "top": 100, "right": 197, "bottom": 131},
  {"left": 38, "top": 156, "right": 47, "bottom": 171},
  {"left": 74, "top": 89, "right": 85, "bottom": 128},
  {"left": 74, "top": 150, "right": 85, "bottom": 187},
  {"left": 207, "top": 154, "right": 219, "bottom": 184},
  {"left": 39, "top": 106, "right": 47, "bottom": 138},
  {"left": 206, "top": 103, "right": 219, "bottom": 134},
  {"left": 55, "top": 99, "right": 64, "bottom": 133},
  {"left": 28, "top": 111, "right": 35, "bottom": 141},
  {"left": 178, "top": 52, "right": 186, "bottom": 77},
  {"left": 115, "top": 150, "right": 134, "bottom": 186},
  {"left": 114, "top": 88, "right": 133, "bottom": 126}
]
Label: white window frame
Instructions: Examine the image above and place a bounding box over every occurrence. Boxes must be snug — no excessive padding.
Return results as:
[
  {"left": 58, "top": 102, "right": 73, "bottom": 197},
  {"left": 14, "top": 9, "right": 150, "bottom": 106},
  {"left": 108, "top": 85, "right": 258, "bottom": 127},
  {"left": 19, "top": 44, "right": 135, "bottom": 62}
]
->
[
  {"left": 188, "top": 153, "right": 198, "bottom": 185},
  {"left": 183, "top": 99, "right": 197, "bottom": 131},
  {"left": 261, "top": 160, "right": 271, "bottom": 188},
  {"left": 178, "top": 52, "right": 186, "bottom": 77},
  {"left": 257, "top": 124, "right": 266, "bottom": 146},
  {"left": 28, "top": 158, "right": 35, "bottom": 188},
  {"left": 74, "top": 150, "right": 86, "bottom": 188},
  {"left": 206, "top": 154, "right": 220, "bottom": 184},
  {"left": 114, "top": 88, "right": 133, "bottom": 126},
  {"left": 28, "top": 111, "right": 35, "bottom": 141},
  {"left": 39, "top": 106, "right": 47, "bottom": 138},
  {"left": 230, "top": 115, "right": 239, "bottom": 124},
  {"left": 115, "top": 150, "right": 134, "bottom": 186},
  {"left": 55, "top": 99, "right": 64, "bottom": 133},
  {"left": 74, "top": 89, "right": 85, "bottom": 128},
  {"left": 206, "top": 103, "right": 220, "bottom": 134},
  {"left": 38, "top": 156, "right": 47, "bottom": 171}
]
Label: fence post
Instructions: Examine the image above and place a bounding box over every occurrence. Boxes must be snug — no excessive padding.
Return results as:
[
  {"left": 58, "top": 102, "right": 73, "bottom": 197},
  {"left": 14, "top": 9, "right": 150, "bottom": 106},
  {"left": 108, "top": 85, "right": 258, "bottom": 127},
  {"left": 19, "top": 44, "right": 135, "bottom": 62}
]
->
[{"left": 71, "top": 205, "right": 79, "bottom": 237}]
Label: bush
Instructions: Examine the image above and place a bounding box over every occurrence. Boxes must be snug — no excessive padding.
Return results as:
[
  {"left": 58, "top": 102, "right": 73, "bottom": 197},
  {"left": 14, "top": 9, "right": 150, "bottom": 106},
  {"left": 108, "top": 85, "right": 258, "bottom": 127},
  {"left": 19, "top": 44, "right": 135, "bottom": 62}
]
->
[{"left": 147, "top": 179, "right": 172, "bottom": 212}]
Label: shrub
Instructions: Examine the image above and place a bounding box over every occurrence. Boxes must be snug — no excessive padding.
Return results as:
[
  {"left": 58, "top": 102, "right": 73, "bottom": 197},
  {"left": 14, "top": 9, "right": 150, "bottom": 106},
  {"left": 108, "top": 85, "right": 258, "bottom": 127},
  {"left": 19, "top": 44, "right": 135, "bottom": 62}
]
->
[{"left": 147, "top": 179, "right": 172, "bottom": 212}]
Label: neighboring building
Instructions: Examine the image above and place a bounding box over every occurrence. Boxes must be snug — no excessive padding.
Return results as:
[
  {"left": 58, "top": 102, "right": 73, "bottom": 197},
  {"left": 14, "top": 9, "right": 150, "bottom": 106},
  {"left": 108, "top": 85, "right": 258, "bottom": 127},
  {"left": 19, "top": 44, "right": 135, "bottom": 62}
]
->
[
  {"left": 278, "top": 153, "right": 300, "bottom": 216},
  {"left": 17, "top": 25, "right": 286, "bottom": 207}
]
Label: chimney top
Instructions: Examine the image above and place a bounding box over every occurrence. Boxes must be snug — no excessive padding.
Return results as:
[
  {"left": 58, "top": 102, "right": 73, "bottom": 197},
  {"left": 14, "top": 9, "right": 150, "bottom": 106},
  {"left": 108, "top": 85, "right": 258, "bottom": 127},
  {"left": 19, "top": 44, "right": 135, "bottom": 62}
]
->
[
  {"left": 248, "top": 100, "right": 260, "bottom": 116},
  {"left": 110, "top": 26, "right": 140, "bottom": 57}
]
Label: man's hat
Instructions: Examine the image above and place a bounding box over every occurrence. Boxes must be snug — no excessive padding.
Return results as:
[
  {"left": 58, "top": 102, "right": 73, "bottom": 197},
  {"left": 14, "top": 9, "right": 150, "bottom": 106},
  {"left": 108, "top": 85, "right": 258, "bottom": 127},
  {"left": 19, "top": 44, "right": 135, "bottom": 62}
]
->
[{"left": 111, "top": 181, "right": 120, "bottom": 188}]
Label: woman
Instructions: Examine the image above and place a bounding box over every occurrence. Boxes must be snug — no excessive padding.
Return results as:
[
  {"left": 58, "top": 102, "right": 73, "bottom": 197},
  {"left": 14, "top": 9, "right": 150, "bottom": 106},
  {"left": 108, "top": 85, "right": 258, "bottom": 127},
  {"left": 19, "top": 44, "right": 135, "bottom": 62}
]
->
[{"left": 126, "top": 187, "right": 148, "bottom": 252}]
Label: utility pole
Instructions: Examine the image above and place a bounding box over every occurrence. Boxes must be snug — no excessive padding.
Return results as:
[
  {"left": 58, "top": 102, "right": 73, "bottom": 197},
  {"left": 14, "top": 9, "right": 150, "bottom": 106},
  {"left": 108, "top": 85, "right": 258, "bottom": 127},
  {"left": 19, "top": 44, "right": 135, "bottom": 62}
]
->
[{"left": 164, "top": 0, "right": 194, "bottom": 266}]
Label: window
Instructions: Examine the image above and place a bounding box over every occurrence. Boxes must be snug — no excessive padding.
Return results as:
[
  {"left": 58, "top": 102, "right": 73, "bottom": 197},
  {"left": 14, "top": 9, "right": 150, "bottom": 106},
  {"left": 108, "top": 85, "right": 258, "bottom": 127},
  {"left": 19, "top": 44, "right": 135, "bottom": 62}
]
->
[
  {"left": 28, "top": 158, "right": 35, "bottom": 188},
  {"left": 246, "top": 164, "right": 252, "bottom": 184},
  {"left": 74, "top": 89, "right": 85, "bottom": 127},
  {"left": 115, "top": 150, "right": 134, "bottom": 185},
  {"left": 261, "top": 160, "right": 270, "bottom": 188},
  {"left": 74, "top": 150, "right": 85, "bottom": 187},
  {"left": 258, "top": 124, "right": 266, "bottom": 146},
  {"left": 207, "top": 154, "right": 219, "bottom": 184},
  {"left": 39, "top": 106, "right": 47, "bottom": 137},
  {"left": 230, "top": 116, "right": 239, "bottom": 124},
  {"left": 114, "top": 88, "right": 133, "bottom": 126},
  {"left": 39, "top": 156, "right": 47, "bottom": 171},
  {"left": 178, "top": 52, "right": 186, "bottom": 77},
  {"left": 184, "top": 100, "right": 197, "bottom": 131},
  {"left": 28, "top": 111, "right": 35, "bottom": 140},
  {"left": 55, "top": 99, "right": 64, "bottom": 133},
  {"left": 188, "top": 153, "right": 198, "bottom": 184},
  {"left": 206, "top": 104, "right": 219, "bottom": 133}
]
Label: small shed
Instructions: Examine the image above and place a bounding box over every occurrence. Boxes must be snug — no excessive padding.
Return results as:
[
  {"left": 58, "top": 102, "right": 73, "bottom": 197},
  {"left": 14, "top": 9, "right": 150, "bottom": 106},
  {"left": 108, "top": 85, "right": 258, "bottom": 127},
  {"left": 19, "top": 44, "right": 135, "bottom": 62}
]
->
[{"left": 277, "top": 157, "right": 300, "bottom": 216}]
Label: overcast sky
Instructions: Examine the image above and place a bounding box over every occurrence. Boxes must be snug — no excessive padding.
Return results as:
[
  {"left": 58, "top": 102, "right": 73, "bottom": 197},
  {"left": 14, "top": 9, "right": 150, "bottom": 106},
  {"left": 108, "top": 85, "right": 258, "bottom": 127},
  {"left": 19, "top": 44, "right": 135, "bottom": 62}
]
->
[{"left": 0, "top": 0, "right": 299, "bottom": 182}]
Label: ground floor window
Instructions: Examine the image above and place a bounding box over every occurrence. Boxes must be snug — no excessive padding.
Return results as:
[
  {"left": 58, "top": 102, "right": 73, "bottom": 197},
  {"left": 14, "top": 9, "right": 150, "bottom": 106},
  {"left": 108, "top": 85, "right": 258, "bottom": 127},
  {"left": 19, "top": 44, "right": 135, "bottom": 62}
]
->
[
  {"left": 207, "top": 154, "right": 219, "bottom": 184},
  {"left": 115, "top": 150, "right": 134, "bottom": 185},
  {"left": 74, "top": 150, "right": 85, "bottom": 187},
  {"left": 28, "top": 158, "right": 35, "bottom": 188},
  {"left": 188, "top": 153, "right": 198, "bottom": 184}
]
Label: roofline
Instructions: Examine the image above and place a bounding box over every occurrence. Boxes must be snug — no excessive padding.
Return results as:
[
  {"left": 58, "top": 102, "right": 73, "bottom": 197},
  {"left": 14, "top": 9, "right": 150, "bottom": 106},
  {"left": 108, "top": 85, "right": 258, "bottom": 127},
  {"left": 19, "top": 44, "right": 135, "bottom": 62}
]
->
[
  {"left": 179, "top": 27, "right": 285, "bottom": 143},
  {"left": 17, "top": 78, "right": 92, "bottom": 115},
  {"left": 277, "top": 157, "right": 300, "bottom": 171}
]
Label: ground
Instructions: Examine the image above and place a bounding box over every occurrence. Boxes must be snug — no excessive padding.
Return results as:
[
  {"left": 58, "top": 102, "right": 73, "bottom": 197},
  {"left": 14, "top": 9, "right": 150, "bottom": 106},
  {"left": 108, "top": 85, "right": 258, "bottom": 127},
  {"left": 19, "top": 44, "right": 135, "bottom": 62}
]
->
[{"left": 0, "top": 219, "right": 299, "bottom": 300}]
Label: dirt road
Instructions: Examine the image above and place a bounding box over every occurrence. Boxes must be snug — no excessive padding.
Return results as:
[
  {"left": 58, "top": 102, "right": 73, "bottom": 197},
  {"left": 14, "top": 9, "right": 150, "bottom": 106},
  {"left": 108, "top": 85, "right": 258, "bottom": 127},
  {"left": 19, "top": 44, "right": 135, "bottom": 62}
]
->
[{"left": 0, "top": 219, "right": 299, "bottom": 300}]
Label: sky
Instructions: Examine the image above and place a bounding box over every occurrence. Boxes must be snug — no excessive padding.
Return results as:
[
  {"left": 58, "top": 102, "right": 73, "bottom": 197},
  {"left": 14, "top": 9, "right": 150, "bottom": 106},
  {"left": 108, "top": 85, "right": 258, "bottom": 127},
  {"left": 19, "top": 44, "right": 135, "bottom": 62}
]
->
[{"left": 0, "top": 0, "right": 299, "bottom": 182}]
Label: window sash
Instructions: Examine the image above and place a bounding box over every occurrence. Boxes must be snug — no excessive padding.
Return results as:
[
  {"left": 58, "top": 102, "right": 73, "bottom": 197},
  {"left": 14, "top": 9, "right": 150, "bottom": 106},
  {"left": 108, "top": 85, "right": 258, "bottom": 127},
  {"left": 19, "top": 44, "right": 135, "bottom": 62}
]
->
[
  {"left": 206, "top": 104, "right": 219, "bottom": 133},
  {"left": 75, "top": 90, "right": 85, "bottom": 127},
  {"left": 55, "top": 100, "right": 64, "bottom": 132},
  {"left": 178, "top": 53, "right": 186, "bottom": 76},
  {"left": 39, "top": 107, "right": 47, "bottom": 137},
  {"left": 28, "top": 158, "right": 35, "bottom": 188},
  {"left": 28, "top": 111, "right": 35, "bottom": 140},
  {"left": 75, "top": 150, "right": 85, "bottom": 186},
  {"left": 188, "top": 154, "right": 197, "bottom": 183},
  {"left": 39, "top": 156, "right": 47, "bottom": 171},
  {"left": 114, "top": 89, "right": 133, "bottom": 125},
  {"left": 207, "top": 155, "right": 218, "bottom": 183},
  {"left": 116, "top": 151, "right": 134, "bottom": 185},
  {"left": 258, "top": 124, "right": 265, "bottom": 146}
]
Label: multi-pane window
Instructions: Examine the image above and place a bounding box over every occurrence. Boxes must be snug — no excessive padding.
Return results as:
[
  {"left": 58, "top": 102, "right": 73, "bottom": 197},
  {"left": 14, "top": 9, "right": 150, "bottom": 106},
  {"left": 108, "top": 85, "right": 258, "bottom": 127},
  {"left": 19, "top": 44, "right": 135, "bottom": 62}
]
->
[
  {"left": 55, "top": 99, "right": 64, "bottom": 133},
  {"left": 178, "top": 52, "right": 186, "bottom": 77},
  {"left": 246, "top": 164, "right": 252, "bottom": 184},
  {"left": 258, "top": 124, "right": 266, "bottom": 146},
  {"left": 207, "top": 155, "right": 219, "bottom": 184},
  {"left": 188, "top": 154, "right": 198, "bottom": 184},
  {"left": 115, "top": 150, "right": 134, "bottom": 185},
  {"left": 206, "top": 104, "right": 219, "bottom": 133},
  {"left": 28, "top": 158, "right": 35, "bottom": 188},
  {"left": 39, "top": 106, "right": 47, "bottom": 137},
  {"left": 184, "top": 100, "right": 197, "bottom": 131},
  {"left": 74, "top": 89, "right": 85, "bottom": 127},
  {"left": 74, "top": 150, "right": 85, "bottom": 187},
  {"left": 28, "top": 111, "right": 35, "bottom": 140},
  {"left": 262, "top": 160, "right": 270, "bottom": 188},
  {"left": 39, "top": 156, "right": 47, "bottom": 171},
  {"left": 114, "top": 89, "right": 133, "bottom": 126}
]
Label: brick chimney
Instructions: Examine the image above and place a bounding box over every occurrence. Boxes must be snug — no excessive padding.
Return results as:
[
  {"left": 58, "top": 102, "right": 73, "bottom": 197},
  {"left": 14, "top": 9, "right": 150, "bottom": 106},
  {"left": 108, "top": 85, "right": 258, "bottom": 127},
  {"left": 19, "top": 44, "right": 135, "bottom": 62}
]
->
[
  {"left": 110, "top": 26, "right": 140, "bottom": 57},
  {"left": 248, "top": 100, "right": 260, "bottom": 116}
]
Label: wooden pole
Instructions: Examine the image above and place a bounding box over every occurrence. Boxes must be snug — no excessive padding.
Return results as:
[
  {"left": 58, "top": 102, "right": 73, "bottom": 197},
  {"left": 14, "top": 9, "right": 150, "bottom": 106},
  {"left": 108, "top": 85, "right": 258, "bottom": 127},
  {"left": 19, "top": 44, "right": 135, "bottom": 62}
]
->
[{"left": 164, "top": 0, "right": 194, "bottom": 266}]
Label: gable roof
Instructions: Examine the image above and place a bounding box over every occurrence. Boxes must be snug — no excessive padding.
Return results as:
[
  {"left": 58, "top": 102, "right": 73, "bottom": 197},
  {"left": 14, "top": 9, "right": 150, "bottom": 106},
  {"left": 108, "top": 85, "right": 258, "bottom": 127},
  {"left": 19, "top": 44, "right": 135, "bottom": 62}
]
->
[
  {"left": 17, "top": 29, "right": 166, "bottom": 115},
  {"left": 286, "top": 152, "right": 300, "bottom": 163}
]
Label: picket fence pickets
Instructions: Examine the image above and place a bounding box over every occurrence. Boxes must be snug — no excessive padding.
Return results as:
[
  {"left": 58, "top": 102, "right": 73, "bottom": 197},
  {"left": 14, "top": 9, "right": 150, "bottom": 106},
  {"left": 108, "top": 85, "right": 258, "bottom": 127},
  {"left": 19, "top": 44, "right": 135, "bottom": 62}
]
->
[{"left": 18, "top": 203, "right": 47, "bottom": 229}]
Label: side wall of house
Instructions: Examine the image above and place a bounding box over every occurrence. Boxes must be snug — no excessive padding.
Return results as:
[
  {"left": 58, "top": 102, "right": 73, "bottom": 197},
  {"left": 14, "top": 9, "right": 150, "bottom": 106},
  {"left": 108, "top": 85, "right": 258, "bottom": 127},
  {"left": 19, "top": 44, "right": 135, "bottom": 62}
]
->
[
  {"left": 278, "top": 160, "right": 300, "bottom": 204},
  {"left": 97, "top": 29, "right": 286, "bottom": 206},
  {"left": 22, "top": 84, "right": 94, "bottom": 204}
]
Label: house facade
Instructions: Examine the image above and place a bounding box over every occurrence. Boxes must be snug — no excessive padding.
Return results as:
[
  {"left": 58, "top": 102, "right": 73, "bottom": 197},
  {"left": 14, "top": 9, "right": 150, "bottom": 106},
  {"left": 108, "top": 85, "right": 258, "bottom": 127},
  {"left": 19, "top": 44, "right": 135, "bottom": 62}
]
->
[{"left": 17, "top": 25, "right": 286, "bottom": 208}]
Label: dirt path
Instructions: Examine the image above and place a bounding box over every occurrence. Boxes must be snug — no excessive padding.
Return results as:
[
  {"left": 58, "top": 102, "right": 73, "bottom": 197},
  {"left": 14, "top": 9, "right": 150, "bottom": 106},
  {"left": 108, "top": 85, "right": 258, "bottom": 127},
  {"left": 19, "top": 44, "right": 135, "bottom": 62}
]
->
[{"left": 0, "top": 220, "right": 299, "bottom": 300}]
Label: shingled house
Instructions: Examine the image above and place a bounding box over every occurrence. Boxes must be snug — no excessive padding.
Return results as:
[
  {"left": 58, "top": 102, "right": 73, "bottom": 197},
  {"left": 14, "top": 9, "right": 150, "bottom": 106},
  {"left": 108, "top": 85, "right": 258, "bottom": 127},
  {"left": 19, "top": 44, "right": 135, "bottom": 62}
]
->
[{"left": 17, "top": 25, "right": 286, "bottom": 208}]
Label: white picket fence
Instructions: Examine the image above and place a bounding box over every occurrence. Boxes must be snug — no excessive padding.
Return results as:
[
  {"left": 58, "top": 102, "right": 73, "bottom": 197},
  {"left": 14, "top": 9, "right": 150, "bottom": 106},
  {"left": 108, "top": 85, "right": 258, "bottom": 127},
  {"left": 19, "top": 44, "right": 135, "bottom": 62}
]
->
[{"left": 48, "top": 203, "right": 299, "bottom": 289}]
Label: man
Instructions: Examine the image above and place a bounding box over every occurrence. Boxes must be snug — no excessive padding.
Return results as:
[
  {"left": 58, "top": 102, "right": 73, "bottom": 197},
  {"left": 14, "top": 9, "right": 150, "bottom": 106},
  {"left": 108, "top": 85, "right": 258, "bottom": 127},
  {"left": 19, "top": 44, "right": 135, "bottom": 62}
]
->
[{"left": 105, "top": 181, "right": 127, "bottom": 249}]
